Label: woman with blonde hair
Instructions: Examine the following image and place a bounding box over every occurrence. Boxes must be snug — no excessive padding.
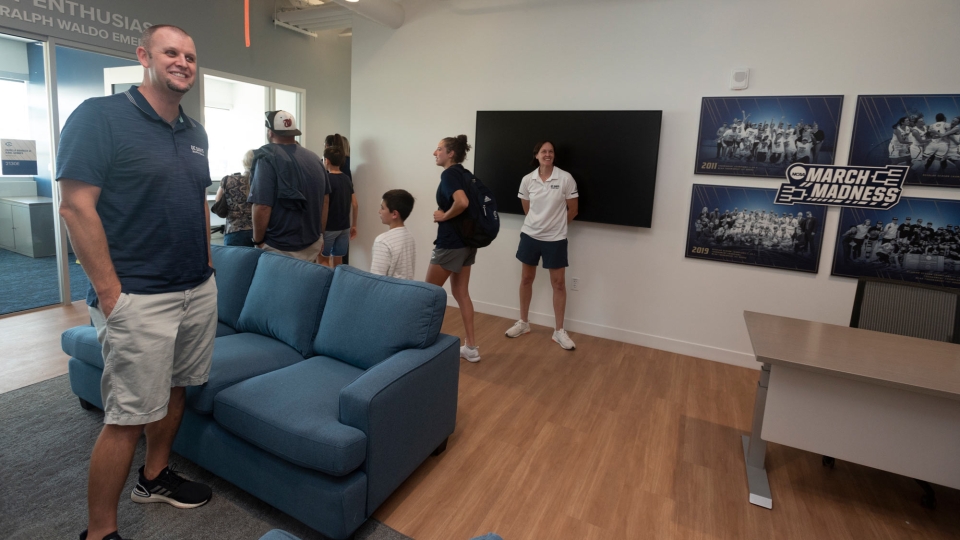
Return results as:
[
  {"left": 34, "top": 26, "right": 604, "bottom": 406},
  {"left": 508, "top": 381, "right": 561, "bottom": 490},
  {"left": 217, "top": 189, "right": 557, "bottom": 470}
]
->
[{"left": 213, "top": 149, "right": 255, "bottom": 246}]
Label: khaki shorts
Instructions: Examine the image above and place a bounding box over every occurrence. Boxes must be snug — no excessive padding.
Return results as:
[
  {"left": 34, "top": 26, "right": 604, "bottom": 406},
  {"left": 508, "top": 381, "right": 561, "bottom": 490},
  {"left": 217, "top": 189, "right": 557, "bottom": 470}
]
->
[
  {"left": 430, "top": 246, "right": 477, "bottom": 273},
  {"left": 262, "top": 236, "right": 324, "bottom": 263},
  {"left": 89, "top": 275, "right": 218, "bottom": 426}
]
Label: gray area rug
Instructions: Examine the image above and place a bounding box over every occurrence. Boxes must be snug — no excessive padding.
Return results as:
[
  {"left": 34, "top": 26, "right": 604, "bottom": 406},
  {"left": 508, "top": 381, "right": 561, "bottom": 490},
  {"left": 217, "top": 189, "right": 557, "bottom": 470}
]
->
[{"left": 0, "top": 375, "right": 413, "bottom": 540}]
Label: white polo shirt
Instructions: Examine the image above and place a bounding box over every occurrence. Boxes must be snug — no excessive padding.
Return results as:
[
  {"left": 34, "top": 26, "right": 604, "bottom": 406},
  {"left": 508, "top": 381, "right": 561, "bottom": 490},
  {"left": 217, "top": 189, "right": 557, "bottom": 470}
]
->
[{"left": 518, "top": 166, "right": 578, "bottom": 242}]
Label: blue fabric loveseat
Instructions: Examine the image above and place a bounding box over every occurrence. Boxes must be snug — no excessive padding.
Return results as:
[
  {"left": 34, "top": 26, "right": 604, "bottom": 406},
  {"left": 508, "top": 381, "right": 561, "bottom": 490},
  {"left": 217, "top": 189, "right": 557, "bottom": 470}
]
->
[{"left": 61, "top": 246, "right": 460, "bottom": 539}]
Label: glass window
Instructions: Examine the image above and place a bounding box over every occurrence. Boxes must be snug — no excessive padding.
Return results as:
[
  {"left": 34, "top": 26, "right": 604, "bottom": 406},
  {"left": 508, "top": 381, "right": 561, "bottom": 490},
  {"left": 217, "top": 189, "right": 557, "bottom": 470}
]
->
[
  {"left": 204, "top": 75, "right": 268, "bottom": 180},
  {"left": 0, "top": 79, "right": 30, "bottom": 141}
]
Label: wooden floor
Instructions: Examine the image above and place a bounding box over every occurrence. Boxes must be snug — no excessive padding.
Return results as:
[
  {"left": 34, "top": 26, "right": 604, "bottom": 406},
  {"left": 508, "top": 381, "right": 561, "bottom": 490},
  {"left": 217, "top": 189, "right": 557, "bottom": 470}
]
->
[
  {"left": 374, "top": 307, "right": 960, "bottom": 540},
  {"left": 0, "top": 303, "right": 90, "bottom": 394},
  {"left": 3, "top": 305, "right": 958, "bottom": 539}
]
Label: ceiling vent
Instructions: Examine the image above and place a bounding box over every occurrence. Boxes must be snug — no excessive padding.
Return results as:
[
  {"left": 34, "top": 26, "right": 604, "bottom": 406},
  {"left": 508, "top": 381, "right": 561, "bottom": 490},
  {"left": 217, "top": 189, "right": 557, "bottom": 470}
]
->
[{"left": 275, "top": 0, "right": 404, "bottom": 37}]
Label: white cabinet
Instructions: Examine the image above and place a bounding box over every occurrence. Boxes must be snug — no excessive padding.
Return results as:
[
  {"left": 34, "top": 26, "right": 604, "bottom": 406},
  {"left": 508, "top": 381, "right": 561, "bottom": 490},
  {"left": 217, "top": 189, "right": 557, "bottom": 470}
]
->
[{"left": 0, "top": 196, "right": 56, "bottom": 258}]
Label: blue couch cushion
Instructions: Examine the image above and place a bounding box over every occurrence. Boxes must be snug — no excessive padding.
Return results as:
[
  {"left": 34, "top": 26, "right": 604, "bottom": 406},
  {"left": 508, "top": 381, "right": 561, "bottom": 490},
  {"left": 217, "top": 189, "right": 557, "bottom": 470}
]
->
[
  {"left": 214, "top": 356, "right": 367, "bottom": 477},
  {"left": 61, "top": 325, "right": 102, "bottom": 369},
  {"left": 211, "top": 245, "right": 262, "bottom": 329},
  {"left": 259, "top": 531, "right": 301, "bottom": 540},
  {"left": 235, "top": 252, "right": 333, "bottom": 357},
  {"left": 186, "top": 333, "right": 305, "bottom": 415},
  {"left": 314, "top": 266, "right": 447, "bottom": 369},
  {"left": 216, "top": 321, "right": 237, "bottom": 337}
]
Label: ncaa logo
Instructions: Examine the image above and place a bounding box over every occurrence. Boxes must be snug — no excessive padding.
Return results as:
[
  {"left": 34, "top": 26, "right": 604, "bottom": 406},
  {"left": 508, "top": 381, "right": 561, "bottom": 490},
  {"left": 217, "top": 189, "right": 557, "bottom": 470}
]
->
[{"left": 788, "top": 164, "right": 806, "bottom": 181}]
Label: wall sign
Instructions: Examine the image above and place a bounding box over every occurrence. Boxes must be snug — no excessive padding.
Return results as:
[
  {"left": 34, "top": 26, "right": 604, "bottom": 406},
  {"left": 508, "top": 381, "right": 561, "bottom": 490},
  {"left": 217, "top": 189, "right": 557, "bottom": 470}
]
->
[
  {"left": 1, "top": 139, "right": 38, "bottom": 175},
  {"left": 774, "top": 163, "right": 907, "bottom": 209},
  {"left": 0, "top": 0, "right": 155, "bottom": 52}
]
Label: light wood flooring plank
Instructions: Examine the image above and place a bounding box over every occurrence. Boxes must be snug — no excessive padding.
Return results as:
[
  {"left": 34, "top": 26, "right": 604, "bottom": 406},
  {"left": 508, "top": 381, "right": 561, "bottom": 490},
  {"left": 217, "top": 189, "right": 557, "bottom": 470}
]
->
[
  {"left": 375, "top": 306, "right": 960, "bottom": 539},
  {"left": 0, "top": 303, "right": 89, "bottom": 394}
]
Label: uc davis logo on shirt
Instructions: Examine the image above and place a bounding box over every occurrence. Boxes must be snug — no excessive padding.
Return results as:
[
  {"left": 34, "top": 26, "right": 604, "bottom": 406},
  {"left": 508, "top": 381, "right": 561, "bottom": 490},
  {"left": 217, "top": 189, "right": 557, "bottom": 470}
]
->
[
  {"left": 191, "top": 145, "right": 206, "bottom": 157},
  {"left": 774, "top": 163, "right": 907, "bottom": 210}
]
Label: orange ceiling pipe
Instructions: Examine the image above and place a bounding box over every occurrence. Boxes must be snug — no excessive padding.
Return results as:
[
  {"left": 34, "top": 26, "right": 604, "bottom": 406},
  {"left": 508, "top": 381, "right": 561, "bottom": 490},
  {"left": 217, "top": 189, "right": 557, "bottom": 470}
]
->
[{"left": 244, "top": 0, "right": 250, "bottom": 47}]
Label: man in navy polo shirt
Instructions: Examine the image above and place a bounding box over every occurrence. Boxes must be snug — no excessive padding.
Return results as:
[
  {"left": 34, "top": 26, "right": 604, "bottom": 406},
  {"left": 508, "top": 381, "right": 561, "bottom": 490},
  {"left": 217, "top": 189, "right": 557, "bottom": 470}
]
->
[{"left": 58, "top": 24, "right": 216, "bottom": 540}]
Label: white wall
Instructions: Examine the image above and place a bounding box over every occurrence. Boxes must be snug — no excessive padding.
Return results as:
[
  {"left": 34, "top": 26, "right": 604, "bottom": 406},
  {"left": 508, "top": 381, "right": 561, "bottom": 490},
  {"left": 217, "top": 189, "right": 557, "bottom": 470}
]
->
[{"left": 348, "top": 0, "right": 960, "bottom": 368}]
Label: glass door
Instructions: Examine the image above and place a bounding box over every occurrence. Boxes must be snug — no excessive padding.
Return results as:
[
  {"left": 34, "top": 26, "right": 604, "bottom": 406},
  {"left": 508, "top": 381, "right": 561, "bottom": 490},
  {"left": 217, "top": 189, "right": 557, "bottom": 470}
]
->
[
  {"left": 202, "top": 74, "right": 269, "bottom": 245},
  {"left": 0, "top": 34, "right": 58, "bottom": 315}
]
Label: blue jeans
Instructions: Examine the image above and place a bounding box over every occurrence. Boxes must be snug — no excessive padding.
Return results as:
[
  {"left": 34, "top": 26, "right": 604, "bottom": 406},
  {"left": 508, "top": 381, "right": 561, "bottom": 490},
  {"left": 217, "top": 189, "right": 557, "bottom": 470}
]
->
[{"left": 224, "top": 230, "right": 255, "bottom": 247}]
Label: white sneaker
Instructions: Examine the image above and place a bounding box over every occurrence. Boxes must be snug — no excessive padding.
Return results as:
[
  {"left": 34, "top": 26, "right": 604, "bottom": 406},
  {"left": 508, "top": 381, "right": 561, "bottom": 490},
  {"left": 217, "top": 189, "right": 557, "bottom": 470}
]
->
[
  {"left": 552, "top": 329, "right": 575, "bottom": 350},
  {"left": 460, "top": 345, "right": 481, "bottom": 363},
  {"left": 505, "top": 320, "right": 531, "bottom": 338}
]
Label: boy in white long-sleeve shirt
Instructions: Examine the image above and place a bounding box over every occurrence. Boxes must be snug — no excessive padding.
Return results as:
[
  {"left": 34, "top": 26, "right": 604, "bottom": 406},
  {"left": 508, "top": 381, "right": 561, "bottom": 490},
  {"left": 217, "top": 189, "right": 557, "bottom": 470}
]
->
[{"left": 370, "top": 189, "right": 416, "bottom": 280}]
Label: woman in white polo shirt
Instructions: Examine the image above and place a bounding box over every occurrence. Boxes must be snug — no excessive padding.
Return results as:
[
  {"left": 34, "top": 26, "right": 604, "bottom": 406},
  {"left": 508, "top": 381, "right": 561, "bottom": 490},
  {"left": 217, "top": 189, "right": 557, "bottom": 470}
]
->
[{"left": 504, "top": 141, "right": 579, "bottom": 350}]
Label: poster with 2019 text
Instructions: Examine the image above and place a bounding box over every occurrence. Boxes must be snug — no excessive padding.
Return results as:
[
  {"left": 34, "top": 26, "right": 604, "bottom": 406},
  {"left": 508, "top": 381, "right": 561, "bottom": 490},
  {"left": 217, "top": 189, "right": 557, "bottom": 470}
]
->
[{"left": 686, "top": 184, "right": 826, "bottom": 274}]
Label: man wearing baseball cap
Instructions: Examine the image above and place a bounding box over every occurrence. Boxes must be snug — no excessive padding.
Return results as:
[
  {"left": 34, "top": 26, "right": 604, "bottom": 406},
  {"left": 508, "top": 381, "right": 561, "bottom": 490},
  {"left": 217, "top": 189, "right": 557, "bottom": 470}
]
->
[{"left": 248, "top": 110, "right": 331, "bottom": 261}]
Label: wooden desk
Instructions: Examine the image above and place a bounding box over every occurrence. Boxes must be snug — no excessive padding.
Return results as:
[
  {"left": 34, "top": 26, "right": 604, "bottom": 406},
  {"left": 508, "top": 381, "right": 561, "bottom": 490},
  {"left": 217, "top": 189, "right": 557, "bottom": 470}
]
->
[{"left": 741, "top": 311, "right": 960, "bottom": 509}]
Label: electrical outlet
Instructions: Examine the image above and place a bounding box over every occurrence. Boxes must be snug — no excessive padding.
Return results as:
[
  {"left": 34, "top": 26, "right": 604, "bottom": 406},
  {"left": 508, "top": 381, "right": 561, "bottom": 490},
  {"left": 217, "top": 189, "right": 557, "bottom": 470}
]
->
[{"left": 571, "top": 277, "right": 579, "bottom": 291}]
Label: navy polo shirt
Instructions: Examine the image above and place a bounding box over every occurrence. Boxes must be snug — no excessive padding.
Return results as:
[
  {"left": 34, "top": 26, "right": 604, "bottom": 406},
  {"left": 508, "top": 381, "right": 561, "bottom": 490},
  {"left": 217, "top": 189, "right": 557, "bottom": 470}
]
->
[
  {"left": 434, "top": 164, "right": 469, "bottom": 249},
  {"left": 56, "top": 87, "right": 213, "bottom": 306}
]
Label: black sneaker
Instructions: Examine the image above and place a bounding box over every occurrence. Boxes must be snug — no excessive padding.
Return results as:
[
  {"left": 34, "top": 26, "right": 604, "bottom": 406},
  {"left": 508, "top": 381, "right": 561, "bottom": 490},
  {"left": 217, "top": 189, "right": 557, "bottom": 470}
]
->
[
  {"left": 79, "top": 531, "right": 127, "bottom": 540},
  {"left": 130, "top": 465, "right": 212, "bottom": 509}
]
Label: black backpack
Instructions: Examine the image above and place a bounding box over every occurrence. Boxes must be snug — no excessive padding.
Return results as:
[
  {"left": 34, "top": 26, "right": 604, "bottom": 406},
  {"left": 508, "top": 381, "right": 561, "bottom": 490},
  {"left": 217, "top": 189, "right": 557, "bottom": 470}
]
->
[{"left": 451, "top": 168, "right": 500, "bottom": 248}]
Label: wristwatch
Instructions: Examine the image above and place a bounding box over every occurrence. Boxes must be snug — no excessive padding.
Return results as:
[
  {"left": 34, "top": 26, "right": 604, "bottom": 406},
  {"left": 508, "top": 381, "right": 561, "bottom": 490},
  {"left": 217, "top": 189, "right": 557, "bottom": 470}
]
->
[{"left": 253, "top": 238, "right": 264, "bottom": 246}]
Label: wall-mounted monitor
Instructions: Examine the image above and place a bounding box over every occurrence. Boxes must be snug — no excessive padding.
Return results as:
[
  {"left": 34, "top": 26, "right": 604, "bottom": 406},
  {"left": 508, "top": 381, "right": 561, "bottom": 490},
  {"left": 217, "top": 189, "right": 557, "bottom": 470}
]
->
[{"left": 474, "top": 110, "right": 662, "bottom": 228}]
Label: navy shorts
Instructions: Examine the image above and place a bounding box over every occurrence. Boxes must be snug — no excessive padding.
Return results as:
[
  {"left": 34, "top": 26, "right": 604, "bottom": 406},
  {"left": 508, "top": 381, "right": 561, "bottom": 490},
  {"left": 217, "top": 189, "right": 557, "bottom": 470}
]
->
[{"left": 516, "top": 233, "right": 568, "bottom": 269}]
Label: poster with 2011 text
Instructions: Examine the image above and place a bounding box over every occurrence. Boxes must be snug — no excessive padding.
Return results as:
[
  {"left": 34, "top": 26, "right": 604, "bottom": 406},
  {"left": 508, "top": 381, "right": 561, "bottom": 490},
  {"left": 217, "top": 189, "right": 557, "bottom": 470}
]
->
[{"left": 695, "top": 96, "right": 844, "bottom": 178}]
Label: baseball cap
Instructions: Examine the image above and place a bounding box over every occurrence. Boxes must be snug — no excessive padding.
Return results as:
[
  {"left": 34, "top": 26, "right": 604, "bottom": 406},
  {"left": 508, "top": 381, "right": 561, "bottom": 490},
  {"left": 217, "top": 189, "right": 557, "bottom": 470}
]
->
[{"left": 264, "top": 110, "right": 302, "bottom": 136}]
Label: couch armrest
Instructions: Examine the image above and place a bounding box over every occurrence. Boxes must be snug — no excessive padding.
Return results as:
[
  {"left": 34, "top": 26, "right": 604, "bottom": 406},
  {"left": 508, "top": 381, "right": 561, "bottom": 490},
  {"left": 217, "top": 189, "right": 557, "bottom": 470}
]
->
[{"left": 339, "top": 333, "right": 460, "bottom": 513}]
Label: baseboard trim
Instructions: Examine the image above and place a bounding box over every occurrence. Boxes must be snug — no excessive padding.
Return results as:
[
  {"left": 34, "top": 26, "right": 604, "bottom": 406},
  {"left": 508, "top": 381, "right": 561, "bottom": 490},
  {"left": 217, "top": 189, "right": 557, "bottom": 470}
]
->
[{"left": 454, "top": 298, "right": 759, "bottom": 370}]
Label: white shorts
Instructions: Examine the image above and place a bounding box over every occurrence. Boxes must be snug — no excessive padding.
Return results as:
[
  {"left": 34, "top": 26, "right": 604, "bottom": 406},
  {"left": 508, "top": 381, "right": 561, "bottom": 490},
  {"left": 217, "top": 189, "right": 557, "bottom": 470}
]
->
[
  {"left": 89, "top": 276, "right": 218, "bottom": 425},
  {"left": 889, "top": 141, "right": 910, "bottom": 159},
  {"left": 922, "top": 140, "right": 949, "bottom": 159}
]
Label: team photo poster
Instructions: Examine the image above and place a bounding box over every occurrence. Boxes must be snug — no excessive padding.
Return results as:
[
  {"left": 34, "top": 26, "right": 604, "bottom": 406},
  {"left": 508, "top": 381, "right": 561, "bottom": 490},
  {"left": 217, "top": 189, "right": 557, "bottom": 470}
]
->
[
  {"left": 848, "top": 94, "right": 960, "bottom": 187},
  {"left": 686, "top": 184, "right": 827, "bottom": 274},
  {"left": 832, "top": 197, "right": 960, "bottom": 290},
  {"left": 695, "top": 95, "right": 844, "bottom": 179}
]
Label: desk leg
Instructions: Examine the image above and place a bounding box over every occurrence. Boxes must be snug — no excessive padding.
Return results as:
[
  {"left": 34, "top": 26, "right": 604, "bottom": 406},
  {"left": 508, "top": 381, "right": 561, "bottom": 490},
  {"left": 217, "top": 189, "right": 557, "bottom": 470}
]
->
[{"left": 742, "top": 362, "right": 773, "bottom": 509}]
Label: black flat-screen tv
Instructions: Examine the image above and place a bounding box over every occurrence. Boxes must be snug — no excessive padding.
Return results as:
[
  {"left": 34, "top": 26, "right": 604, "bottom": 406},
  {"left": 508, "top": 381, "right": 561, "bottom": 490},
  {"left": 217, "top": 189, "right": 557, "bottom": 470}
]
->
[{"left": 474, "top": 110, "right": 662, "bottom": 228}]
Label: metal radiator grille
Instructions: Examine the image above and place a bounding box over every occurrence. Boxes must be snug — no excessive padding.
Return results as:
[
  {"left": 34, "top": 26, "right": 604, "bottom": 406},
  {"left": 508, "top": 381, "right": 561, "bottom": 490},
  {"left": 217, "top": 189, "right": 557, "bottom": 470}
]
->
[{"left": 858, "top": 281, "right": 958, "bottom": 343}]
